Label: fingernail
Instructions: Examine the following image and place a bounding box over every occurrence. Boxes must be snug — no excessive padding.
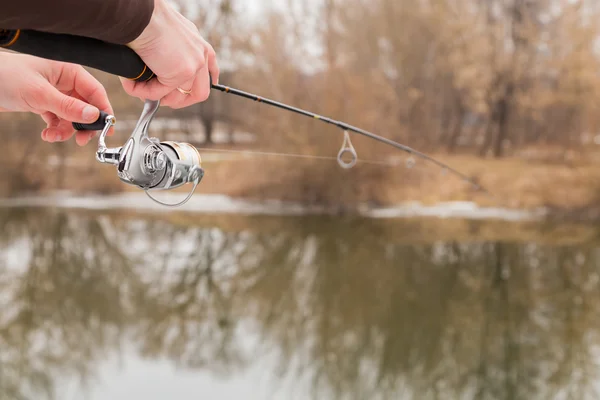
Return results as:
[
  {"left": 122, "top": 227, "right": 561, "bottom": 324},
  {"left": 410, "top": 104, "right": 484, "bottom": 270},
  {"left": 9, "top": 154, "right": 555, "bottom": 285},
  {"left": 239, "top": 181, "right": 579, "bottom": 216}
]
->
[{"left": 82, "top": 105, "right": 99, "bottom": 121}]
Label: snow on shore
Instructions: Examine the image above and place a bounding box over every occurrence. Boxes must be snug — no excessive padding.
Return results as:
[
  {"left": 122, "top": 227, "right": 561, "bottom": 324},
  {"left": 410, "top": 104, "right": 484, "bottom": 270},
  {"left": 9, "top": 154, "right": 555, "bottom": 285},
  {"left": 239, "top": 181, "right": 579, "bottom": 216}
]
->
[{"left": 0, "top": 192, "right": 547, "bottom": 221}]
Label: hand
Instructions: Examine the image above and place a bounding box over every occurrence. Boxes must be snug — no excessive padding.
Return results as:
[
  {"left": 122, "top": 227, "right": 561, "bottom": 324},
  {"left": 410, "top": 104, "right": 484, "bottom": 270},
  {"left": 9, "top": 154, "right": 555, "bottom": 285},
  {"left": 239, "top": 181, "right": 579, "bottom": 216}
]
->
[
  {"left": 0, "top": 52, "right": 114, "bottom": 146},
  {"left": 121, "top": 0, "right": 219, "bottom": 109}
]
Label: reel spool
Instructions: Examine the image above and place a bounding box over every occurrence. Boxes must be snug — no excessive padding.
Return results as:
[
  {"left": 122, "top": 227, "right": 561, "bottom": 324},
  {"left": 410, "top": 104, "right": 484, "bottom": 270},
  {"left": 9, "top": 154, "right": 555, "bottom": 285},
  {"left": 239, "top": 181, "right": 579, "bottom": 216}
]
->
[{"left": 77, "top": 99, "right": 204, "bottom": 207}]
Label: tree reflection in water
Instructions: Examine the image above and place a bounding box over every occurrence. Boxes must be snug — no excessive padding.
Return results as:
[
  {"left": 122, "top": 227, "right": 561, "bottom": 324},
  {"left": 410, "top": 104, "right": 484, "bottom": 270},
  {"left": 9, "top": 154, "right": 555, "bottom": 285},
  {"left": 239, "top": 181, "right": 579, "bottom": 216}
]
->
[{"left": 0, "top": 208, "right": 599, "bottom": 400}]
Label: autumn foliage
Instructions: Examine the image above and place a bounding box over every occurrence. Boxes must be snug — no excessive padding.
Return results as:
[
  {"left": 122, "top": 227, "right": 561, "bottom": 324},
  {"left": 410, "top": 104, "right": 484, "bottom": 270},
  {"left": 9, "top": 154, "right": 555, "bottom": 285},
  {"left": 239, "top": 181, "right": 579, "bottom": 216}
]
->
[
  {"left": 219, "top": 0, "right": 600, "bottom": 158},
  {"left": 1, "top": 0, "right": 600, "bottom": 208}
]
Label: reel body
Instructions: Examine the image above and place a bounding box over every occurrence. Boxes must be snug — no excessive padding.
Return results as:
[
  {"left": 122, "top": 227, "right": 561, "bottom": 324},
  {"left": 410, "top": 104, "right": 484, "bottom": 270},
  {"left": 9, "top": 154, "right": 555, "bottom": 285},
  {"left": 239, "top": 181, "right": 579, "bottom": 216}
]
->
[{"left": 93, "top": 99, "right": 204, "bottom": 206}]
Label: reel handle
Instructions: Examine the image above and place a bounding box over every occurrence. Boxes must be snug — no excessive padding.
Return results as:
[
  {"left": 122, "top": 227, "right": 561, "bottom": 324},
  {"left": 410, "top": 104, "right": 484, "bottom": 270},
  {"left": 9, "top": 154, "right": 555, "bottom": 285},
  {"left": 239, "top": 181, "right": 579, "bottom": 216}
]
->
[
  {"left": 0, "top": 29, "right": 155, "bottom": 82},
  {"left": 73, "top": 111, "right": 113, "bottom": 131}
]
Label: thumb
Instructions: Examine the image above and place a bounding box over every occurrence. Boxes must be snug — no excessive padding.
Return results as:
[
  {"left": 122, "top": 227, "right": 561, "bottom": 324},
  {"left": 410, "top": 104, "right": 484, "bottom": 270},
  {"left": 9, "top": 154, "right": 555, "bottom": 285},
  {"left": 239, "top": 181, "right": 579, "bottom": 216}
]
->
[{"left": 40, "top": 87, "right": 100, "bottom": 123}]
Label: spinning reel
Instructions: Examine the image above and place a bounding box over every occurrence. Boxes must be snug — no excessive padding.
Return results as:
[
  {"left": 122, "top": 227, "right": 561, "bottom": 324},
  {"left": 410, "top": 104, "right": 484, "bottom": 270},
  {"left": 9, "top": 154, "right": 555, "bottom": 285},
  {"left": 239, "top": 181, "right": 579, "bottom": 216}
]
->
[{"left": 75, "top": 99, "right": 204, "bottom": 207}]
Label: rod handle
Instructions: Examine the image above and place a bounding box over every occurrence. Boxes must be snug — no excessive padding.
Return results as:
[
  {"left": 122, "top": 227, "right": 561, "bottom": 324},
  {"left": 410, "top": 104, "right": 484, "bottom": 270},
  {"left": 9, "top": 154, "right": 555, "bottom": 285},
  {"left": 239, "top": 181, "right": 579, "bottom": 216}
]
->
[
  {"left": 0, "top": 29, "right": 154, "bottom": 131},
  {"left": 0, "top": 29, "right": 155, "bottom": 81}
]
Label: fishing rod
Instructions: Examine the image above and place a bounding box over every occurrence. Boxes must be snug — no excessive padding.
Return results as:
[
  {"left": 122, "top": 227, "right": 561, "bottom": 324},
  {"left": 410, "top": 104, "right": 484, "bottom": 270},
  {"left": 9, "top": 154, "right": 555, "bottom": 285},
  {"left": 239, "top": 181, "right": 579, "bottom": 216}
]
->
[
  {"left": 0, "top": 29, "right": 491, "bottom": 207},
  {"left": 210, "top": 82, "right": 481, "bottom": 185}
]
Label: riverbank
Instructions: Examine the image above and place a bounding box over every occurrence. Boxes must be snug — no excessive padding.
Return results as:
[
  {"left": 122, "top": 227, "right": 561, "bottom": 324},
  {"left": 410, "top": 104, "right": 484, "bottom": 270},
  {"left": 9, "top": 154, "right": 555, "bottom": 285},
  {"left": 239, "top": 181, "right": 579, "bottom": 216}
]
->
[
  {"left": 147, "top": 147, "right": 600, "bottom": 213},
  {"left": 2, "top": 193, "right": 599, "bottom": 248},
  {"left": 4, "top": 144, "right": 600, "bottom": 222},
  {"left": 0, "top": 191, "right": 547, "bottom": 221}
]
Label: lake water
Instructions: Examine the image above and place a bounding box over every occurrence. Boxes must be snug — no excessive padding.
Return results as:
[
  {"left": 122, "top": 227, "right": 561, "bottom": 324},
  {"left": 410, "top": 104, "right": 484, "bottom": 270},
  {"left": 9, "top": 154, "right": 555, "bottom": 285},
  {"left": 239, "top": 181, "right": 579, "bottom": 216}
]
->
[{"left": 1, "top": 206, "right": 599, "bottom": 400}]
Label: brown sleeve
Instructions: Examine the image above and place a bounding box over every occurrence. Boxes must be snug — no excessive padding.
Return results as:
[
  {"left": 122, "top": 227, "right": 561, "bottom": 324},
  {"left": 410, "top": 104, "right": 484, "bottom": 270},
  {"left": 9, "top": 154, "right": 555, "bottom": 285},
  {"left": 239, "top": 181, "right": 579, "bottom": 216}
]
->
[{"left": 0, "top": 0, "right": 154, "bottom": 44}]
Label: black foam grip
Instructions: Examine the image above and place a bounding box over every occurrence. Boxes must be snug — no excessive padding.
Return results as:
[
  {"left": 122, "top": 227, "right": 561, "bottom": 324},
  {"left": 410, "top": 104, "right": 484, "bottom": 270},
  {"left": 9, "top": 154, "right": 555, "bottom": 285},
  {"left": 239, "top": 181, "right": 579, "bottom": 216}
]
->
[
  {"left": 0, "top": 29, "right": 154, "bottom": 81},
  {"left": 72, "top": 111, "right": 112, "bottom": 131}
]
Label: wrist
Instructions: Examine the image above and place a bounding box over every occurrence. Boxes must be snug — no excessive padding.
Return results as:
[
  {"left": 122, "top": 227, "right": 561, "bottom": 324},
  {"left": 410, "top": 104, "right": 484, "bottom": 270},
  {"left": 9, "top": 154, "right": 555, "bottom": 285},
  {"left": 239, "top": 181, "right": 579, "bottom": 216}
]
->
[{"left": 128, "top": 0, "right": 166, "bottom": 52}]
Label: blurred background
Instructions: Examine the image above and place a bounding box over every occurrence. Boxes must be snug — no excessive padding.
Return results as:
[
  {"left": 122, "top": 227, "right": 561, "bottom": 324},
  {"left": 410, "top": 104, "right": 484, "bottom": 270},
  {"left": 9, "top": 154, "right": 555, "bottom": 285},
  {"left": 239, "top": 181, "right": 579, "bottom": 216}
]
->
[
  {"left": 2, "top": 0, "right": 600, "bottom": 212},
  {"left": 2, "top": 0, "right": 600, "bottom": 399}
]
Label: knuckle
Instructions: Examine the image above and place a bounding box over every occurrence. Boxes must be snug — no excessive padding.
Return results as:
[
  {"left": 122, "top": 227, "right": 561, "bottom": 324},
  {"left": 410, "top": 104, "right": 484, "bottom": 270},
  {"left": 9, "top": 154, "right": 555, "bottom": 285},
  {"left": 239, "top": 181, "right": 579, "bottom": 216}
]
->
[
  {"left": 96, "top": 84, "right": 109, "bottom": 99},
  {"left": 59, "top": 96, "right": 79, "bottom": 115},
  {"left": 195, "top": 50, "right": 206, "bottom": 66},
  {"left": 207, "top": 45, "right": 216, "bottom": 57},
  {"left": 89, "top": 85, "right": 109, "bottom": 103},
  {"left": 197, "top": 88, "right": 210, "bottom": 102},
  {"left": 185, "top": 19, "right": 197, "bottom": 30},
  {"left": 181, "top": 63, "right": 197, "bottom": 79}
]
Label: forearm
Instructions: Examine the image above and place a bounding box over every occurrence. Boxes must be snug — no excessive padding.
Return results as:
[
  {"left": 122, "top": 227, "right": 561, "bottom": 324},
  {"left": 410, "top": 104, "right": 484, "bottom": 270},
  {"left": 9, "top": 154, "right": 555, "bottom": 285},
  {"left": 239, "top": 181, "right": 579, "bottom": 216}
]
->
[{"left": 0, "top": 0, "right": 154, "bottom": 44}]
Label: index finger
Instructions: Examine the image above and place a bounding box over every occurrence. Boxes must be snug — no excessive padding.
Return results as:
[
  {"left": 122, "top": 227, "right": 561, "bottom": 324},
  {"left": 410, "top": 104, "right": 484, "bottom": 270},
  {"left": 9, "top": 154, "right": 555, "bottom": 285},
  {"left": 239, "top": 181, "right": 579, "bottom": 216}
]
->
[
  {"left": 55, "top": 66, "right": 114, "bottom": 116},
  {"left": 56, "top": 66, "right": 116, "bottom": 136},
  {"left": 206, "top": 44, "right": 219, "bottom": 85}
]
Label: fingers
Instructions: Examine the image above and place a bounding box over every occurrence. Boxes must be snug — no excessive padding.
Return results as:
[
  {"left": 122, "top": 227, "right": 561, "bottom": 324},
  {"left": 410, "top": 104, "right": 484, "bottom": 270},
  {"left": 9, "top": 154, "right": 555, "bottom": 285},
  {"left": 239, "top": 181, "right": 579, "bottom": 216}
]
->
[
  {"left": 160, "top": 65, "right": 211, "bottom": 109},
  {"left": 32, "top": 81, "right": 101, "bottom": 125},
  {"left": 206, "top": 43, "right": 219, "bottom": 85},
  {"left": 43, "top": 118, "right": 95, "bottom": 146},
  {"left": 122, "top": 28, "right": 218, "bottom": 107},
  {"left": 59, "top": 66, "right": 116, "bottom": 137},
  {"left": 36, "top": 66, "right": 114, "bottom": 146},
  {"left": 40, "top": 111, "right": 59, "bottom": 142},
  {"left": 33, "top": 82, "right": 103, "bottom": 146},
  {"left": 43, "top": 126, "right": 95, "bottom": 146},
  {"left": 119, "top": 46, "right": 202, "bottom": 102},
  {"left": 120, "top": 76, "right": 175, "bottom": 101},
  {"left": 54, "top": 66, "right": 114, "bottom": 117},
  {"left": 39, "top": 111, "right": 93, "bottom": 146},
  {"left": 159, "top": 76, "right": 195, "bottom": 108},
  {"left": 75, "top": 130, "right": 96, "bottom": 146},
  {"left": 167, "top": 74, "right": 210, "bottom": 108},
  {"left": 36, "top": 92, "right": 104, "bottom": 146},
  {"left": 120, "top": 55, "right": 207, "bottom": 104},
  {"left": 131, "top": 67, "right": 212, "bottom": 109}
]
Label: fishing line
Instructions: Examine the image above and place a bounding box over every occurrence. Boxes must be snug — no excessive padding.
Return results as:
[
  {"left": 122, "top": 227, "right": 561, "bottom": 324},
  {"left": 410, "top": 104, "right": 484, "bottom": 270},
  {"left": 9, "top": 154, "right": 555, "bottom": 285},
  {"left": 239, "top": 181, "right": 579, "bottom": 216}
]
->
[
  {"left": 199, "top": 145, "right": 498, "bottom": 203},
  {"left": 195, "top": 147, "right": 397, "bottom": 166},
  {"left": 210, "top": 81, "right": 494, "bottom": 198}
]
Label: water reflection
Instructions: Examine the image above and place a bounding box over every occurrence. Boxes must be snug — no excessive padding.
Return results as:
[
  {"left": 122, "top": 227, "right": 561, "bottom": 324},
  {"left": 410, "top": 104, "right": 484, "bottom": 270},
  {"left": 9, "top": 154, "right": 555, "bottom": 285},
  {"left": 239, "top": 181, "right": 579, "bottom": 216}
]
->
[{"left": 0, "top": 208, "right": 599, "bottom": 399}]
